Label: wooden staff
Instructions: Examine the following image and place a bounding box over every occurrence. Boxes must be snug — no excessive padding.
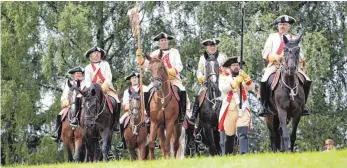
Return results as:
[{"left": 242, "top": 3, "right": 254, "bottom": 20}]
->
[{"left": 128, "top": 1, "right": 145, "bottom": 120}]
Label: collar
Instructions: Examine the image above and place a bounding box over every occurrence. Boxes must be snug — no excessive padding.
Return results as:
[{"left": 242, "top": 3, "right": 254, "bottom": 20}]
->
[
  {"left": 161, "top": 48, "right": 170, "bottom": 51},
  {"left": 92, "top": 61, "right": 101, "bottom": 64}
]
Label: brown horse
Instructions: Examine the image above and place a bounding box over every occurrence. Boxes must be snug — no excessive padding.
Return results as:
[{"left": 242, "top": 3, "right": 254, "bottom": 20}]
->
[
  {"left": 124, "top": 92, "right": 148, "bottom": 161},
  {"left": 146, "top": 55, "right": 182, "bottom": 159},
  {"left": 60, "top": 80, "right": 86, "bottom": 162},
  {"left": 265, "top": 33, "right": 306, "bottom": 152}
]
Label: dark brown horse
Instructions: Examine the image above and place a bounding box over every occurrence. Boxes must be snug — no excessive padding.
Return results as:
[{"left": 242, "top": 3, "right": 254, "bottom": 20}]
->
[
  {"left": 81, "top": 83, "right": 114, "bottom": 161},
  {"left": 124, "top": 92, "right": 148, "bottom": 161},
  {"left": 60, "top": 79, "right": 86, "bottom": 162},
  {"left": 146, "top": 55, "right": 182, "bottom": 159},
  {"left": 265, "top": 33, "right": 306, "bottom": 152}
]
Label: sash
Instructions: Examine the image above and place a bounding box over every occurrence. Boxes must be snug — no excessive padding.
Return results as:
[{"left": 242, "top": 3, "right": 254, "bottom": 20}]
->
[{"left": 91, "top": 62, "right": 105, "bottom": 83}]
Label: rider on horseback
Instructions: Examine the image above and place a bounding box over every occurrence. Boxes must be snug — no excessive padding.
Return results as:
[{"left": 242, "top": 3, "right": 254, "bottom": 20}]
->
[
  {"left": 190, "top": 38, "right": 227, "bottom": 123},
  {"left": 51, "top": 66, "right": 84, "bottom": 142},
  {"left": 136, "top": 32, "right": 189, "bottom": 124},
  {"left": 117, "top": 71, "right": 147, "bottom": 150},
  {"left": 258, "top": 15, "right": 312, "bottom": 117},
  {"left": 219, "top": 57, "right": 254, "bottom": 155},
  {"left": 84, "top": 46, "right": 121, "bottom": 133}
]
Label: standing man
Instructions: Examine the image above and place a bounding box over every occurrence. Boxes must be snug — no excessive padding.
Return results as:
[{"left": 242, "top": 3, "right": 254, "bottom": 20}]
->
[
  {"left": 259, "top": 15, "right": 312, "bottom": 117},
  {"left": 136, "top": 32, "right": 188, "bottom": 124},
  {"left": 51, "top": 67, "right": 85, "bottom": 142},
  {"left": 84, "top": 46, "right": 121, "bottom": 132},
  {"left": 219, "top": 57, "right": 254, "bottom": 155}
]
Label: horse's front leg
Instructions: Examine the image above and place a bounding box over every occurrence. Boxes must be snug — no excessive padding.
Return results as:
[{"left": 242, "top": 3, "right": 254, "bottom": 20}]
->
[
  {"left": 73, "top": 133, "right": 84, "bottom": 162},
  {"left": 290, "top": 112, "right": 301, "bottom": 152},
  {"left": 163, "top": 121, "right": 175, "bottom": 158},
  {"left": 148, "top": 121, "right": 159, "bottom": 160},
  {"left": 265, "top": 115, "right": 277, "bottom": 152},
  {"left": 100, "top": 129, "right": 110, "bottom": 161},
  {"left": 278, "top": 108, "right": 289, "bottom": 152},
  {"left": 158, "top": 127, "right": 167, "bottom": 157}
]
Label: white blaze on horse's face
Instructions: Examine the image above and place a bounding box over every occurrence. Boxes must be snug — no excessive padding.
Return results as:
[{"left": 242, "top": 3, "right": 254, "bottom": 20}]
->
[
  {"left": 130, "top": 96, "right": 141, "bottom": 118},
  {"left": 149, "top": 60, "right": 165, "bottom": 90}
]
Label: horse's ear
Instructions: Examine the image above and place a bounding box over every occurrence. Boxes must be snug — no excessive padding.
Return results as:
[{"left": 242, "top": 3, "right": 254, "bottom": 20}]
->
[
  {"left": 145, "top": 54, "right": 152, "bottom": 62},
  {"left": 67, "top": 79, "right": 72, "bottom": 88},
  {"left": 296, "top": 32, "right": 304, "bottom": 44},
  {"left": 283, "top": 35, "right": 289, "bottom": 44}
]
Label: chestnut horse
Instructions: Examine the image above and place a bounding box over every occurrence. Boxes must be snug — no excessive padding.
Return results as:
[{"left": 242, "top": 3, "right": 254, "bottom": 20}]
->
[
  {"left": 124, "top": 92, "right": 148, "bottom": 160},
  {"left": 146, "top": 55, "right": 182, "bottom": 159},
  {"left": 60, "top": 79, "right": 86, "bottom": 162}
]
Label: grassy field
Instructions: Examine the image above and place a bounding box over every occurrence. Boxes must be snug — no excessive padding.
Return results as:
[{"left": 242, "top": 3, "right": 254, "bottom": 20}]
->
[{"left": 6, "top": 150, "right": 347, "bottom": 168}]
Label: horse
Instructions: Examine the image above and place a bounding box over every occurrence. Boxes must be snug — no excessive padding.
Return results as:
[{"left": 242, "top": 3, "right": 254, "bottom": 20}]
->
[
  {"left": 145, "top": 55, "right": 182, "bottom": 159},
  {"left": 81, "top": 83, "right": 115, "bottom": 161},
  {"left": 196, "top": 58, "right": 222, "bottom": 156},
  {"left": 265, "top": 33, "right": 306, "bottom": 152},
  {"left": 123, "top": 92, "right": 148, "bottom": 161},
  {"left": 60, "top": 79, "right": 86, "bottom": 162}
]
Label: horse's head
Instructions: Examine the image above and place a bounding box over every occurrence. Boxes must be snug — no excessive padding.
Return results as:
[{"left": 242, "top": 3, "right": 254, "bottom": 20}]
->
[
  {"left": 146, "top": 54, "right": 168, "bottom": 90},
  {"left": 67, "top": 79, "right": 81, "bottom": 112},
  {"left": 205, "top": 58, "right": 219, "bottom": 90},
  {"left": 82, "top": 83, "right": 104, "bottom": 128},
  {"left": 129, "top": 92, "right": 141, "bottom": 119},
  {"left": 283, "top": 32, "right": 304, "bottom": 75}
]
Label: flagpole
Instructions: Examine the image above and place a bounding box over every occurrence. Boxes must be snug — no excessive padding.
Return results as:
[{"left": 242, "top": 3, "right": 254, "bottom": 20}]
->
[{"left": 239, "top": 2, "right": 245, "bottom": 112}]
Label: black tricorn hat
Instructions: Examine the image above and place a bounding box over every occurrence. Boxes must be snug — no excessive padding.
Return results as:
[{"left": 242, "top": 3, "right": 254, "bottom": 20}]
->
[
  {"left": 201, "top": 38, "right": 220, "bottom": 46},
  {"left": 274, "top": 15, "right": 296, "bottom": 25},
  {"left": 222, "top": 56, "right": 246, "bottom": 67},
  {"left": 153, "top": 32, "right": 174, "bottom": 41},
  {"left": 68, "top": 66, "right": 84, "bottom": 74},
  {"left": 124, "top": 71, "right": 140, "bottom": 81},
  {"left": 85, "top": 46, "right": 106, "bottom": 60}
]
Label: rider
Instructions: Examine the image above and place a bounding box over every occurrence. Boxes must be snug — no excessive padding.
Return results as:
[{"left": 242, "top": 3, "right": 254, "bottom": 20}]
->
[
  {"left": 219, "top": 56, "right": 254, "bottom": 155},
  {"left": 84, "top": 46, "right": 121, "bottom": 133},
  {"left": 258, "top": 15, "right": 312, "bottom": 117},
  {"left": 190, "top": 38, "right": 227, "bottom": 123},
  {"left": 117, "top": 71, "right": 145, "bottom": 150},
  {"left": 51, "top": 66, "right": 84, "bottom": 142},
  {"left": 136, "top": 32, "right": 189, "bottom": 124}
]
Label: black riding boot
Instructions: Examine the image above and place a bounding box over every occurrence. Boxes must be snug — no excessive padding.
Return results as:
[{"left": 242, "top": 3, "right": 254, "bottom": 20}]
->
[
  {"left": 144, "top": 92, "right": 150, "bottom": 126},
  {"left": 116, "top": 123, "right": 126, "bottom": 150},
  {"left": 258, "top": 81, "right": 269, "bottom": 117},
  {"left": 51, "top": 115, "right": 62, "bottom": 143},
  {"left": 178, "top": 91, "right": 187, "bottom": 124},
  {"left": 225, "top": 135, "right": 236, "bottom": 155},
  {"left": 190, "top": 95, "right": 200, "bottom": 123},
  {"left": 112, "top": 103, "right": 121, "bottom": 133},
  {"left": 237, "top": 126, "right": 249, "bottom": 155},
  {"left": 302, "top": 80, "right": 312, "bottom": 116}
]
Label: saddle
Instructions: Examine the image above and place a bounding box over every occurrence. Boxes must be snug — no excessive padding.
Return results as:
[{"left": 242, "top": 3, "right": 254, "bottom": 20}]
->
[
  {"left": 269, "top": 69, "right": 305, "bottom": 91},
  {"left": 266, "top": 69, "right": 306, "bottom": 115},
  {"left": 148, "top": 82, "right": 180, "bottom": 103}
]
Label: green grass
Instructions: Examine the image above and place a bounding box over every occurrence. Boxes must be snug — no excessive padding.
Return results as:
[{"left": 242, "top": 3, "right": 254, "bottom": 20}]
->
[{"left": 6, "top": 150, "right": 347, "bottom": 168}]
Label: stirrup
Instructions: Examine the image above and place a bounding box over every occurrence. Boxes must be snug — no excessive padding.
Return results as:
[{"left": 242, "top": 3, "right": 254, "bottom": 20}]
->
[
  {"left": 116, "top": 142, "right": 124, "bottom": 151},
  {"left": 113, "top": 124, "right": 120, "bottom": 133},
  {"left": 69, "top": 118, "right": 79, "bottom": 127},
  {"left": 194, "top": 133, "right": 202, "bottom": 143},
  {"left": 155, "top": 140, "right": 160, "bottom": 149},
  {"left": 145, "top": 117, "right": 150, "bottom": 126},
  {"left": 302, "top": 107, "right": 312, "bottom": 116}
]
